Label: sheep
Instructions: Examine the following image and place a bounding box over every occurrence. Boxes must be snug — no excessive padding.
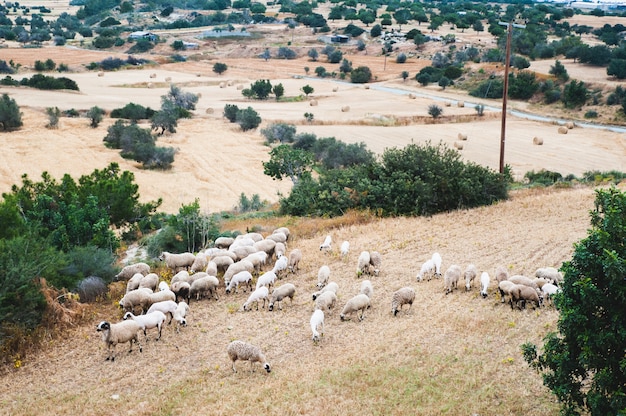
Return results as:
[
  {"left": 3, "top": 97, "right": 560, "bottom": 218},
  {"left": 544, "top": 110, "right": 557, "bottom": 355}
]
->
[
  {"left": 432, "top": 252, "right": 443, "bottom": 277},
  {"left": 287, "top": 249, "right": 302, "bottom": 273},
  {"left": 368, "top": 251, "right": 382, "bottom": 276},
  {"left": 274, "top": 242, "right": 286, "bottom": 259},
  {"left": 170, "top": 281, "right": 191, "bottom": 303},
  {"left": 340, "top": 241, "right": 350, "bottom": 257},
  {"left": 312, "top": 281, "right": 338, "bottom": 301},
  {"left": 171, "top": 270, "right": 192, "bottom": 285},
  {"left": 211, "top": 255, "right": 235, "bottom": 274},
  {"left": 205, "top": 260, "right": 218, "bottom": 277},
  {"left": 253, "top": 239, "right": 276, "bottom": 257},
  {"left": 242, "top": 286, "right": 269, "bottom": 311},
  {"left": 159, "top": 251, "right": 196, "bottom": 273},
  {"left": 510, "top": 284, "right": 543, "bottom": 310},
  {"left": 319, "top": 235, "right": 332, "bottom": 251},
  {"left": 416, "top": 259, "right": 436, "bottom": 282},
  {"left": 119, "top": 289, "right": 151, "bottom": 314},
  {"left": 310, "top": 309, "right": 324, "bottom": 343},
  {"left": 96, "top": 320, "right": 143, "bottom": 361},
  {"left": 498, "top": 280, "right": 517, "bottom": 305},
  {"left": 340, "top": 294, "right": 371, "bottom": 321},
  {"left": 225, "top": 271, "right": 253, "bottom": 294},
  {"left": 535, "top": 267, "right": 563, "bottom": 285},
  {"left": 316, "top": 265, "right": 331, "bottom": 289},
  {"left": 265, "top": 232, "right": 287, "bottom": 245},
  {"left": 208, "top": 249, "right": 238, "bottom": 261},
  {"left": 172, "top": 301, "right": 189, "bottom": 332},
  {"left": 268, "top": 283, "right": 296, "bottom": 311},
  {"left": 314, "top": 291, "right": 337, "bottom": 312},
  {"left": 495, "top": 266, "right": 509, "bottom": 284},
  {"left": 464, "top": 264, "right": 478, "bottom": 291},
  {"left": 273, "top": 227, "right": 290, "bottom": 241},
  {"left": 242, "top": 232, "right": 264, "bottom": 242},
  {"left": 147, "top": 300, "right": 177, "bottom": 324},
  {"left": 158, "top": 281, "right": 169, "bottom": 292},
  {"left": 126, "top": 273, "right": 143, "bottom": 293},
  {"left": 272, "top": 255, "right": 289, "bottom": 279},
  {"left": 227, "top": 340, "right": 271, "bottom": 373},
  {"left": 229, "top": 246, "right": 257, "bottom": 261},
  {"left": 541, "top": 283, "right": 561, "bottom": 305},
  {"left": 509, "top": 275, "right": 539, "bottom": 290},
  {"left": 190, "top": 253, "right": 209, "bottom": 273},
  {"left": 532, "top": 277, "right": 551, "bottom": 289},
  {"left": 243, "top": 251, "right": 268, "bottom": 275},
  {"left": 189, "top": 275, "right": 220, "bottom": 302},
  {"left": 123, "top": 310, "right": 167, "bottom": 341},
  {"left": 224, "top": 260, "right": 255, "bottom": 286},
  {"left": 356, "top": 251, "right": 371, "bottom": 277},
  {"left": 256, "top": 270, "right": 277, "bottom": 290},
  {"left": 360, "top": 279, "right": 373, "bottom": 299},
  {"left": 115, "top": 262, "right": 150, "bottom": 281},
  {"left": 214, "top": 236, "right": 234, "bottom": 249},
  {"left": 480, "top": 271, "right": 490, "bottom": 298},
  {"left": 139, "top": 273, "right": 159, "bottom": 292},
  {"left": 147, "top": 289, "right": 176, "bottom": 308},
  {"left": 444, "top": 265, "right": 462, "bottom": 294},
  {"left": 391, "top": 287, "right": 416, "bottom": 316}
]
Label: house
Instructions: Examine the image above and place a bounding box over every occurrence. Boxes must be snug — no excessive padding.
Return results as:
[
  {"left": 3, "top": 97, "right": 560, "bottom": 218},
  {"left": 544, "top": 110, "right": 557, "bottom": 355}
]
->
[
  {"left": 128, "top": 31, "right": 158, "bottom": 42},
  {"left": 330, "top": 34, "right": 350, "bottom": 43}
]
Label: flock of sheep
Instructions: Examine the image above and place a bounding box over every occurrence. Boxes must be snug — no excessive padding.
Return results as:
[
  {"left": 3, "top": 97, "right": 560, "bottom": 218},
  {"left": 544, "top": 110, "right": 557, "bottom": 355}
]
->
[{"left": 97, "top": 226, "right": 563, "bottom": 371}]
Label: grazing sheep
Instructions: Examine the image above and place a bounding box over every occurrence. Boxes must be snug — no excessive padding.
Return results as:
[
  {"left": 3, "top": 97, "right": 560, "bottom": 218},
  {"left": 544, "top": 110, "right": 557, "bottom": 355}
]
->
[
  {"left": 360, "top": 279, "right": 373, "bottom": 299},
  {"left": 480, "top": 271, "right": 490, "bottom": 298},
  {"left": 126, "top": 273, "right": 143, "bottom": 293},
  {"left": 159, "top": 251, "right": 196, "bottom": 273},
  {"left": 171, "top": 270, "right": 192, "bottom": 285},
  {"left": 532, "top": 277, "right": 551, "bottom": 289},
  {"left": 119, "top": 289, "right": 151, "bottom": 314},
  {"left": 498, "top": 280, "right": 517, "bottom": 305},
  {"left": 189, "top": 275, "right": 220, "bottom": 302},
  {"left": 229, "top": 246, "right": 257, "bottom": 261},
  {"left": 310, "top": 309, "right": 324, "bottom": 343},
  {"left": 123, "top": 311, "right": 167, "bottom": 341},
  {"left": 242, "top": 286, "right": 269, "bottom": 311},
  {"left": 356, "top": 251, "right": 371, "bottom": 277},
  {"left": 319, "top": 235, "right": 332, "bottom": 251},
  {"left": 190, "top": 253, "right": 209, "bottom": 273},
  {"left": 317, "top": 265, "right": 331, "bottom": 289},
  {"left": 391, "top": 287, "right": 415, "bottom": 316},
  {"left": 148, "top": 289, "right": 176, "bottom": 308},
  {"left": 227, "top": 340, "right": 271, "bottom": 373},
  {"left": 268, "top": 283, "right": 296, "bottom": 311},
  {"left": 495, "top": 266, "right": 509, "bottom": 284},
  {"left": 115, "top": 262, "right": 150, "bottom": 281},
  {"left": 287, "top": 249, "right": 302, "bottom": 273},
  {"left": 170, "top": 281, "right": 191, "bottom": 303},
  {"left": 273, "top": 227, "right": 290, "bottom": 241},
  {"left": 509, "top": 275, "right": 539, "bottom": 290},
  {"left": 444, "top": 265, "right": 462, "bottom": 294},
  {"left": 96, "top": 320, "right": 142, "bottom": 361},
  {"left": 272, "top": 255, "right": 289, "bottom": 278},
  {"left": 243, "top": 251, "right": 268, "bottom": 275},
  {"left": 340, "top": 241, "right": 350, "bottom": 257},
  {"left": 173, "top": 301, "right": 189, "bottom": 332},
  {"left": 432, "top": 252, "right": 443, "bottom": 277},
  {"left": 205, "top": 260, "right": 218, "bottom": 277},
  {"left": 541, "top": 283, "right": 561, "bottom": 305},
  {"left": 340, "top": 294, "right": 371, "bottom": 321},
  {"left": 158, "top": 281, "right": 169, "bottom": 292},
  {"left": 265, "top": 232, "right": 287, "bottom": 245},
  {"left": 510, "top": 284, "right": 543, "bottom": 310},
  {"left": 211, "top": 255, "right": 235, "bottom": 274},
  {"left": 253, "top": 239, "right": 276, "bottom": 258},
  {"left": 147, "top": 300, "right": 177, "bottom": 324},
  {"left": 242, "top": 232, "right": 264, "bottom": 242},
  {"left": 256, "top": 270, "right": 277, "bottom": 290},
  {"left": 312, "top": 281, "right": 338, "bottom": 301},
  {"left": 314, "top": 291, "right": 337, "bottom": 312},
  {"left": 225, "top": 271, "right": 253, "bottom": 294},
  {"left": 223, "top": 260, "right": 254, "bottom": 286},
  {"left": 416, "top": 259, "right": 436, "bottom": 282},
  {"left": 368, "top": 251, "right": 382, "bottom": 276},
  {"left": 139, "top": 273, "right": 159, "bottom": 292},
  {"left": 214, "top": 236, "right": 234, "bottom": 249},
  {"left": 535, "top": 267, "right": 563, "bottom": 285},
  {"left": 274, "top": 242, "right": 286, "bottom": 259},
  {"left": 464, "top": 264, "right": 478, "bottom": 291}
]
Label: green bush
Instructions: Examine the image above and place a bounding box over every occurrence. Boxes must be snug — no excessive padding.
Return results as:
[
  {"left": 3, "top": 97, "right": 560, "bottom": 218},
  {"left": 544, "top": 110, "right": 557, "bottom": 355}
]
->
[
  {"left": 350, "top": 66, "right": 372, "bottom": 83},
  {"left": 524, "top": 169, "right": 563, "bottom": 186},
  {"left": 0, "top": 93, "right": 23, "bottom": 131},
  {"left": 223, "top": 104, "right": 239, "bottom": 122},
  {"left": 236, "top": 107, "right": 262, "bottom": 131},
  {"left": 470, "top": 78, "right": 503, "bottom": 99},
  {"left": 110, "top": 103, "right": 156, "bottom": 121}
]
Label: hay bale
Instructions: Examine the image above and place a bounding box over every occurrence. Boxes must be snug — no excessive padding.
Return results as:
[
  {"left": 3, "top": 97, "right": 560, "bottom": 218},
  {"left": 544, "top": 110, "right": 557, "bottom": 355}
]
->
[
  {"left": 309, "top": 100, "right": 318, "bottom": 106},
  {"left": 165, "top": 77, "right": 172, "bottom": 82},
  {"left": 565, "top": 121, "right": 575, "bottom": 129},
  {"left": 533, "top": 136, "right": 544, "bottom": 145},
  {"left": 454, "top": 141, "right": 464, "bottom": 150},
  {"left": 206, "top": 108, "right": 214, "bottom": 114},
  {"left": 219, "top": 82, "right": 226, "bottom": 88},
  {"left": 457, "top": 133, "right": 468, "bottom": 141},
  {"left": 457, "top": 101, "right": 465, "bottom": 108},
  {"left": 197, "top": 73, "right": 202, "bottom": 77},
  {"left": 227, "top": 80, "right": 234, "bottom": 86},
  {"left": 558, "top": 126, "right": 568, "bottom": 134},
  {"left": 364, "top": 85, "right": 370, "bottom": 90},
  {"left": 197, "top": 93, "right": 202, "bottom": 98},
  {"left": 147, "top": 82, "right": 154, "bottom": 89},
  {"left": 97, "top": 71, "right": 104, "bottom": 77},
  {"left": 236, "top": 84, "right": 244, "bottom": 90},
  {"left": 332, "top": 87, "right": 338, "bottom": 92},
  {"left": 444, "top": 101, "right": 452, "bottom": 107},
  {"left": 408, "top": 93, "right": 416, "bottom": 99},
  {"left": 150, "top": 73, "right": 157, "bottom": 79},
  {"left": 341, "top": 105, "right": 350, "bottom": 112}
]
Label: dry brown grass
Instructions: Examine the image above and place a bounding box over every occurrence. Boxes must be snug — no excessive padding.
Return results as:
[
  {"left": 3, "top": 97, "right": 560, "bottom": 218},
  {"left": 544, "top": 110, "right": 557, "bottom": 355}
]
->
[{"left": 0, "top": 185, "right": 603, "bottom": 415}]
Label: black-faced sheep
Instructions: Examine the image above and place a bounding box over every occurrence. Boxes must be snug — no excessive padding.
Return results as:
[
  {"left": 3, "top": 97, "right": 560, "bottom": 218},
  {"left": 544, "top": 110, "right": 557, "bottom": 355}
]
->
[
  {"left": 391, "top": 287, "right": 415, "bottom": 316},
  {"left": 227, "top": 340, "right": 271, "bottom": 373},
  {"left": 498, "top": 280, "right": 516, "bottom": 305},
  {"left": 444, "top": 265, "right": 462, "bottom": 294},
  {"left": 115, "top": 262, "right": 150, "bottom": 281},
  {"left": 340, "top": 293, "right": 371, "bottom": 321},
  {"left": 480, "top": 271, "right": 490, "bottom": 298},
  {"left": 268, "top": 283, "right": 296, "bottom": 311},
  {"left": 96, "top": 320, "right": 143, "bottom": 361},
  {"left": 319, "top": 235, "right": 332, "bottom": 251},
  {"left": 225, "top": 271, "right": 253, "bottom": 294},
  {"left": 159, "top": 251, "right": 196, "bottom": 273},
  {"left": 312, "top": 281, "right": 338, "bottom": 301},
  {"left": 170, "top": 281, "right": 191, "bottom": 303},
  {"left": 310, "top": 309, "right": 324, "bottom": 343},
  {"left": 123, "top": 311, "right": 167, "bottom": 341},
  {"left": 242, "top": 286, "right": 269, "bottom": 311}
]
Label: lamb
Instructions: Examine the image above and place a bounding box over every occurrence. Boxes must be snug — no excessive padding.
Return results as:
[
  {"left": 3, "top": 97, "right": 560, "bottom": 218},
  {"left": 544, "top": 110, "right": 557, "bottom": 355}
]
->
[
  {"left": 287, "top": 249, "right": 302, "bottom": 273},
  {"left": 495, "top": 266, "right": 509, "bottom": 284},
  {"left": 96, "top": 320, "right": 143, "bottom": 361},
  {"left": 227, "top": 340, "right": 271, "bottom": 373},
  {"left": 189, "top": 275, "right": 220, "bottom": 302},
  {"left": 242, "top": 286, "right": 269, "bottom": 311},
  {"left": 256, "top": 270, "right": 277, "bottom": 290},
  {"left": 265, "top": 231, "right": 287, "bottom": 245},
  {"left": 368, "top": 251, "right": 382, "bottom": 276},
  {"left": 340, "top": 293, "right": 371, "bottom": 321},
  {"left": 356, "top": 251, "right": 371, "bottom": 277},
  {"left": 464, "top": 264, "right": 478, "bottom": 291},
  {"left": 480, "top": 271, "right": 490, "bottom": 298},
  {"left": 159, "top": 251, "right": 196, "bottom": 273},
  {"left": 360, "top": 279, "right": 373, "bottom": 299},
  {"left": 498, "top": 280, "right": 517, "bottom": 305},
  {"left": 268, "top": 283, "right": 296, "bottom": 311},
  {"left": 225, "top": 271, "right": 253, "bottom": 294},
  {"left": 119, "top": 289, "right": 151, "bottom": 314},
  {"left": 190, "top": 253, "right": 208, "bottom": 273},
  {"left": 510, "top": 284, "right": 543, "bottom": 310},
  {"left": 416, "top": 259, "right": 436, "bottom": 282},
  {"left": 319, "top": 235, "right": 332, "bottom": 251},
  {"left": 310, "top": 309, "right": 324, "bottom": 343},
  {"left": 224, "top": 260, "right": 255, "bottom": 286},
  {"left": 340, "top": 241, "right": 350, "bottom": 257},
  {"left": 535, "top": 267, "right": 564, "bottom": 285},
  {"left": 147, "top": 300, "right": 177, "bottom": 324},
  {"left": 172, "top": 301, "right": 189, "bottom": 332},
  {"left": 432, "top": 252, "right": 443, "bottom": 277},
  {"left": 314, "top": 291, "right": 337, "bottom": 312},
  {"left": 391, "top": 287, "right": 416, "bottom": 316},
  {"left": 123, "top": 310, "right": 167, "bottom": 341},
  {"left": 541, "top": 283, "right": 561, "bottom": 305},
  {"left": 316, "top": 265, "right": 331, "bottom": 289},
  {"left": 126, "top": 273, "right": 143, "bottom": 293},
  {"left": 444, "top": 265, "right": 462, "bottom": 294},
  {"left": 509, "top": 275, "right": 539, "bottom": 290},
  {"left": 115, "top": 262, "right": 150, "bottom": 281},
  {"left": 272, "top": 255, "right": 289, "bottom": 278},
  {"left": 139, "top": 273, "right": 159, "bottom": 292},
  {"left": 312, "top": 281, "right": 338, "bottom": 301},
  {"left": 170, "top": 281, "right": 191, "bottom": 303},
  {"left": 214, "top": 236, "right": 234, "bottom": 249}
]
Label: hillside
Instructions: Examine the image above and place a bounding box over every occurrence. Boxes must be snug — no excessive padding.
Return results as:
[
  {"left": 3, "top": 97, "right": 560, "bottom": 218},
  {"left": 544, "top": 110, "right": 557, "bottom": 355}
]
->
[{"left": 0, "top": 185, "right": 614, "bottom": 415}]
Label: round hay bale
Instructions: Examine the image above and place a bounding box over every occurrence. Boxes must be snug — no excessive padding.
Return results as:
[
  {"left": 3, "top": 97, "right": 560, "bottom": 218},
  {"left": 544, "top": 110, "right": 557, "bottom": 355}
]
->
[
  {"left": 165, "top": 77, "right": 172, "bottom": 82},
  {"left": 341, "top": 105, "right": 350, "bottom": 112},
  {"left": 457, "top": 101, "right": 465, "bottom": 108},
  {"left": 364, "top": 85, "right": 370, "bottom": 90},
  {"left": 219, "top": 82, "right": 226, "bottom": 88},
  {"left": 332, "top": 87, "right": 338, "bottom": 92},
  {"left": 558, "top": 126, "right": 568, "bottom": 134},
  {"left": 309, "top": 100, "right": 318, "bottom": 106},
  {"left": 236, "top": 84, "right": 244, "bottom": 90},
  {"left": 444, "top": 101, "right": 452, "bottom": 107},
  {"left": 197, "top": 73, "right": 202, "bottom": 77},
  {"left": 454, "top": 141, "right": 464, "bottom": 150},
  {"left": 97, "top": 71, "right": 104, "bottom": 77},
  {"left": 457, "top": 133, "right": 468, "bottom": 141},
  {"left": 206, "top": 108, "right": 214, "bottom": 114},
  {"left": 147, "top": 82, "right": 154, "bottom": 89},
  {"left": 533, "top": 136, "right": 544, "bottom": 145},
  {"left": 227, "top": 80, "right": 234, "bottom": 86},
  {"left": 150, "top": 73, "right": 157, "bottom": 79},
  {"left": 565, "top": 121, "right": 575, "bottom": 129},
  {"left": 408, "top": 93, "right": 416, "bottom": 99}
]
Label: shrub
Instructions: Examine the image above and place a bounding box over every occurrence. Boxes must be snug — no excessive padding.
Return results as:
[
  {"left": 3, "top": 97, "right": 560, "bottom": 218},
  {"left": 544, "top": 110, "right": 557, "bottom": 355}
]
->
[
  {"left": 261, "top": 123, "right": 296, "bottom": 144},
  {"left": 524, "top": 169, "right": 563, "bottom": 186},
  {"left": 470, "top": 78, "right": 504, "bottom": 99},
  {"left": 86, "top": 106, "right": 104, "bottom": 128},
  {"left": 0, "top": 93, "right": 23, "bottom": 131},
  {"left": 223, "top": 104, "right": 239, "bottom": 122},
  {"left": 584, "top": 110, "right": 598, "bottom": 118},
  {"left": 428, "top": 104, "right": 443, "bottom": 118},
  {"left": 277, "top": 47, "right": 297, "bottom": 59},
  {"left": 213, "top": 62, "right": 227, "bottom": 75},
  {"left": 314, "top": 66, "right": 327, "bottom": 77},
  {"left": 46, "top": 107, "right": 61, "bottom": 129},
  {"left": 171, "top": 40, "right": 186, "bottom": 50},
  {"left": 396, "top": 53, "right": 407, "bottom": 64},
  {"left": 562, "top": 80, "right": 588, "bottom": 108},
  {"left": 350, "top": 66, "right": 372, "bottom": 83},
  {"left": 110, "top": 103, "right": 156, "bottom": 121},
  {"left": 544, "top": 88, "right": 561, "bottom": 104},
  {"left": 236, "top": 107, "right": 261, "bottom": 131}
]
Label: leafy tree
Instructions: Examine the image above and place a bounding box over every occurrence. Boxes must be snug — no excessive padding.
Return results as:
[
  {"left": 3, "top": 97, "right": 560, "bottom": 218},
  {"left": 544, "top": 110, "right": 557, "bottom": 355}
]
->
[
  {"left": 260, "top": 48, "right": 271, "bottom": 61},
  {"left": 396, "top": 53, "right": 407, "bottom": 64},
  {"left": 86, "top": 106, "right": 104, "bottom": 128},
  {"left": 272, "top": 83, "right": 284, "bottom": 100},
  {"left": 416, "top": 73, "right": 430, "bottom": 86},
  {"left": 549, "top": 59, "right": 569, "bottom": 81},
  {"left": 248, "top": 79, "right": 273, "bottom": 99},
  {"left": 508, "top": 71, "right": 539, "bottom": 100},
  {"left": 428, "top": 104, "right": 443, "bottom": 118},
  {"left": 110, "top": 103, "right": 155, "bottom": 122},
  {"left": 607, "top": 59, "right": 626, "bottom": 79},
  {"left": 277, "top": 47, "right": 297, "bottom": 59},
  {"left": 350, "top": 66, "right": 372, "bottom": 83},
  {"left": 307, "top": 48, "right": 319, "bottom": 61},
  {"left": 328, "top": 49, "right": 343, "bottom": 64},
  {"left": 401, "top": 71, "right": 409, "bottom": 82},
  {"left": 213, "top": 62, "right": 228, "bottom": 75},
  {"left": 472, "top": 20, "right": 484, "bottom": 34},
  {"left": 236, "top": 107, "right": 261, "bottom": 131},
  {"left": 522, "top": 187, "right": 626, "bottom": 416},
  {"left": 562, "top": 80, "right": 588, "bottom": 108},
  {"left": 393, "top": 9, "right": 412, "bottom": 31},
  {"left": 46, "top": 106, "right": 61, "bottom": 129},
  {"left": 263, "top": 144, "right": 314, "bottom": 185},
  {"left": 512, "top": 55, "right": 530, "bottom": 70},
  {"left": 339, "top": 58, "right": 352, "bottom": 73},
  {"left": 438, "top": 76, "right": 450, "bottom": 90},
  {"left": 260, "top": 123, "right": 296, "bottom": 144},
  {"left": 223, "top": 104, "right": 239, "bottom": 122},
  {"left": 0, "top": 93, "right": 23, "bottom": 131},
  {"left": 314, "top": 66, "right": 327, "bottom": 77},
  {"left": 301, "top": 84, "right": 314, "bottom": 96},
  {"left": 370, "top": 24, "right": 382, "bottom": 38},
  {"left": 162, "top": 84, "right": 198, "bottom": 111},
  {"left": 151, "top": 101, "right": 179, "bottom": 135}
]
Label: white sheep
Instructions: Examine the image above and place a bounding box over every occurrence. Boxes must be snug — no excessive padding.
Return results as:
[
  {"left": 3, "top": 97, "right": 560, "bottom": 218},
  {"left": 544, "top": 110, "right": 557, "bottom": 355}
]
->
[
  {"left": 227, "top": 340, "right": 271, "bottom": 373},
  {"left": 139, "top": 273, "right": 159, "bottom": 292},
  {"left": 214, "top": 236, "right": 234, "bottom": 249},
  {"left": 189, "top": 275, "right": 219, "bottom": 302},
  {"left": 356, "top": 251, "right": 371, "bottom": 277},
  {"left": 535, "top": 267, "right": 563, "bottom": 285},
  {"left": 123, "top": 310, "right": 167, "bottom": 341},
  {"left": 126, "top": 273, "right": 143, "bottom": 293},
  {"left": 368, "top": 251, "right": 382, "bottom": 276},
  {"left": 190, "top": 253, "right": 208, "bottom": 273},
  {"left": 243, "top": 232, "right": 264, "bottom": 242},
  {"left": 173, "top": 301, "right": 189, "bottom": 332},
  {"left": 147, "top": 290, "right": 176, "bottom": 309},
  {"left": 96, "top": 320, "right": 142, "bottom": 361},
  {"left": 319, "top": 235, "right": 332, "bottom": 251},
  {"left": 272, "top": 255, "right": 289, "bottom": 278},
  {"left": 223, "top": 260, "right": 254, "bottom": 286},
  {"left": 316, "top": 265, "right": 331, "bottom": 289},
  {"left": 170, "top": 281, "right": 191, "bottom": 303},
  {"left": 509, "top": 275, "right": 539, "bottom": 290},
  {"left": 170, "top": 270, "right": 192, "bottom": 285},
  {"left": 253, "top": 239, "right": 276, "bottom": 258},
  {"left": 340, "top": 293, "right": 371, "bottom": 321},
  {"left": 498, "top": 280, "right": 517, "bottom": 305},
  {"left": 159, "top": 251, "right": 196, "bottom": 273},
  {"left": 310, "top": 309, "right": 324, "bottom": 343},
  {"left": 312, "top": 281, "right": 338, "bottom": 301},
  {"left": 314, "top": 291, "right": 337, "bottom": 311},
  {"left": 225, "top": 271, "right": 253, "bottom": 294},
  {"left": 480, "top": 271, "right": 490, "bottom": 298},
  {"left": 360, "top": 279, "right": 373, "bottom": 299},
  {"left": 464, "top": 264, "right": 478, "bottom": 291},
  {"left": 158, "top": 281, "right": 169, "bottom": 292},
  {"left": 242, "top": 286, "right": 269, "bottom": 311},
  {"left": 541, "top": 283, "right": 561, "bottom": 305},
  {"left": 416, "top": 259, "right": 436, "bottom": 282},
  {"left": 243, "top": 251, "right": 268, "bottom": 275},
  {"left": 287, "top": 249, "right": 302, "bottom": 273},
  {"left": 205, "top": 260, "right": 218, "bottom": 277},
  {"left": 256, "top": 270, "right": 277, "bottom": 290},
  {"left": 265, "top": 231, "right": 287, "bottom": 245},
  {"left": 211, "top": 255, "right": 234, "bottom": 274},
  {"left": 273, "top": 227, "right": 290, "bottom": 241},
  {"left": 119, "top": 289, "right": 151, "bottom": 314},
  {"left": 147, "top": 300, "right": 178, "bottom": 324},
  {"left": 115, "top": 262, "right": 150, "bottom": 281},
  {"left": 444, "top": 265, "right": 462, "bottom": 294},
  {"left": 268, "top": 283, "right": 296, "bottom": 311},
  {"left": 274, "top": 242, "right": 286, "bottom": 259},
  {"left": 391, "top": 287, "right": 416, "bottom": 316},
  {"left": 432, "top": 252, "right": 443, "bottom": 277},
  {"left": 340, "top": 241, "right": 350, "bottom": 257},
  {"left": 495, "top": 266, "right": 509, "bottom": 284}
]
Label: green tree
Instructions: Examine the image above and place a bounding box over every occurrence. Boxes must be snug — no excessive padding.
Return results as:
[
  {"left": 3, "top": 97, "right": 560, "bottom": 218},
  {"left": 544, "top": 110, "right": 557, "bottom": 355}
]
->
[
  {"left": 162, "top": 84, "right": 198, "bottom": 111},
  {"left": 370, "top": 24, "right": 382, "bottom": 38},
  {"left": 523, "top": 187, "right": 626, "bottom": 416},
  {"left": 263, "top": 144, "right": 314, "bottom": 185},
  {"left": 0, "top": 93, "right": 23, "bottom": 131},
  {"left": 314, "top": 66, "right": 327, "bottom": 77},
  {"left": 562, "top": 80, "right": 588, "bottom": 108},
  {"left": 236, "top": 107, "right": 261, "bottom": 131},
  {"left": 248, "top": 79, "right": 273, "bottom": 99},
  {"left": 328, "top": 49, "right": 343, "bottom": 64},
  {"left": 307, "top": 48, "right": 319, "bottom": 61},
  {"left": 151, "top": 101, "right": 179, "bottom": 135},
  {"left": 428, "top": 104, "right": 443, "bottom": 118},
  {"left": 549, "top": 59, "right": 569, "bottom": 81},
  {"left": 350, "top": 66, "right": 372, "bottom": 83},
  {"left": 86, "top": 106, "right": 104, "bottom": 128},
  {"left": 46, "top": 106, "right": 61, "bottom": 129},
  {"left": 472, "top": 20, "right": 484, "bottom": 34},
  {"left": 260, "top": 122, "right": 296, "bottom": 144},
  {"left": 438, "top": 76, "right": 450, "bottom": 90},
  {"left": 223, "top": 104, "right": 239, "bottom": 122},
  {"left": 508, "top": 71, "right": 539, "bottom": 100},
  {"left": 213, "top": 62, "right": 228, "bottom": 75},
  {"left": 607, "top": 59, "right": 626, "bottom": 79},
  {"left": 401, "top": 71, "right": 409, "bottom": 82},
  {"left": 272, "top": 83, "right": 284, "bottom": 100},
  {"left": 171, "top": 40, "right": 186, "bottom": 50},
  {"left": 301, "top": 84, "right": 314, "bottom": 97}
]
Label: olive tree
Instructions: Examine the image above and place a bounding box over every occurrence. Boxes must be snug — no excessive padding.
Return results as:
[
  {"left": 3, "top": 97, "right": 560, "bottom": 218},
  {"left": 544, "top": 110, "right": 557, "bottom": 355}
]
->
[{"left": 0, "top": 93, "right": 23, "bottom": 131}]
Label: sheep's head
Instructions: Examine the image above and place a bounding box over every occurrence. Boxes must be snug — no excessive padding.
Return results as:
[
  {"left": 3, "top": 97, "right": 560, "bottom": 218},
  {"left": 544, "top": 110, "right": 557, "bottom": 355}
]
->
[
  {"left": 263, "top": 363, "right": 271, "bottom": 373},
  {"left": 123, "top": 312, "right": 132, "bottom": 320},
  {"left": 392, "top": 307, "right": 399, "bottom": 316},
  {"left": 96, "top": 321, "right": 110, "bottom": 332}
]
